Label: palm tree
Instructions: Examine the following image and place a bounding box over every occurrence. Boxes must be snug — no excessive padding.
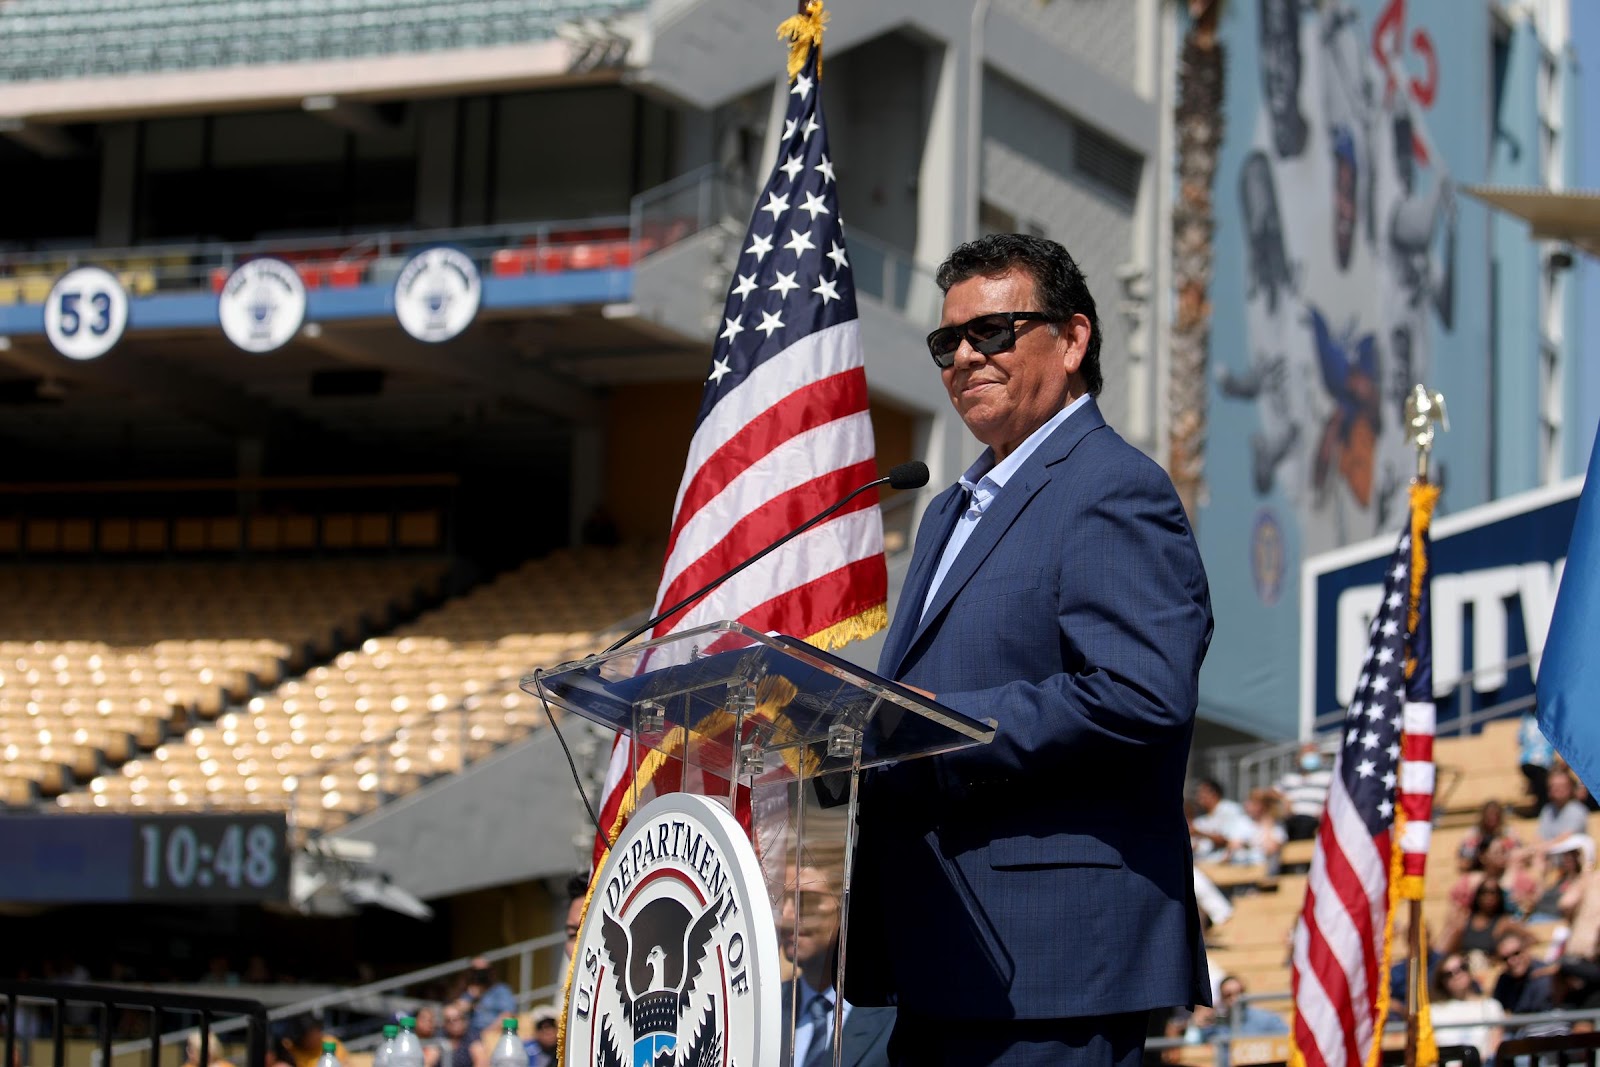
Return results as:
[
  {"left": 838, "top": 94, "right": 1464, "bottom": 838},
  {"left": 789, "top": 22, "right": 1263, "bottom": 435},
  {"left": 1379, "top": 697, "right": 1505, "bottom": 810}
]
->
[{"left": 1169, "top": 0, "right": 1225, "bottom": 524}]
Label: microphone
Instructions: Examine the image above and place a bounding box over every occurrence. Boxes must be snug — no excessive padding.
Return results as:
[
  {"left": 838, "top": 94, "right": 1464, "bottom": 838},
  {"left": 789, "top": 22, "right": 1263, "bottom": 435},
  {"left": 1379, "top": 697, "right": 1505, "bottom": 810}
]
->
[{"left": 604, "top": 460, "right": 930, "bottom": 654}]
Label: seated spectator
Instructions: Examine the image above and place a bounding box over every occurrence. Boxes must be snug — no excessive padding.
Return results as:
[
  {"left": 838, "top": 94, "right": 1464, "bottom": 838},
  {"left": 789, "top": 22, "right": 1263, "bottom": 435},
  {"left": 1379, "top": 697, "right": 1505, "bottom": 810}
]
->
[
  {"left": 459, "top": 958, "right": 517, "bottom": 1036},
  {"left": 1192, "top": 778, "right": 1251, "bottom": 860},
  {"left": 183, "top": 1033, "right": 235, "bottom": 1067},
  {"left": 1192, "top": 866, "right": 1234, "bottom": 930},
  {"left": 1450, "top": 838, "right": 1538, "bottom": 919},
  {"left": 1503, "top": 843, "right": 1546, "bottom": 918},
  {"left": 1274, "top": 743, "right": 1333, "bottom": 840},
  {"left": 1429, "top": 953, "right": 1506, "bottom": 1061},
  {"left": 1439, "top": 882, "right": 1526, "bottom": 961},
  {"left": 1538, "top": 769, "right": 1591, "bottom": 849},
  {"left": 1196, "top": 975, "right": 1289, "bottom": 1067},
  {"left": 275, "top": 1017, "right": 346, "bottom": 1067},
  {"left": 1492, "top": 933, "right": 1558, "bottom": 1021},
  {"left": 1520, "top": 712, "right": 1554, "bottom": 815},
  {"left": 1224, "top": 788, "right": 1287, "bottom": 872},
  {"left": 523, "top": 1006, "right": 558, "bottom": 1067},
  {"left": 1459, "top": 801, "right": 1520, "bottom": 873},
  {"left": 1527, "top": 839, "right": 1590, "bottom": 924},
  {"left": 414, "top": 1006, "right": 447, "bottom": 1067},
  {"left": 1387, "top": 926, "right": 1442, "bottom": 1014},
  {"left": 439, "top": 1005, "right": 473, "bottom": 1067}
]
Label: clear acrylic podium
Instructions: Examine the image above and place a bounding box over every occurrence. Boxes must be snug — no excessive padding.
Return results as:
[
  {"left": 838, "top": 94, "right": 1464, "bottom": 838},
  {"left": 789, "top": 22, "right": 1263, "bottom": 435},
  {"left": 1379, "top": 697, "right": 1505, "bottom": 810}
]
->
[{"left": 524, "top": 620, "right": 994, "bottom": 1067}]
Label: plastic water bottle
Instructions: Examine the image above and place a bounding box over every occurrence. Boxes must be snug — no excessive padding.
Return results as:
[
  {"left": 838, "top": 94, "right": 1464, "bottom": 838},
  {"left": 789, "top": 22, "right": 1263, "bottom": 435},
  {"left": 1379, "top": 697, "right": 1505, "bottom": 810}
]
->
[
  {"left": 489, "top": 1019, "right": 528, "bottom": 1067},
  {"left": 316, "top": 1040, "right": 342, "bottom": 1067},
  {"left": 375, "top": 1024, "right": 399, "bottom": 1067},
  {"left": 390, "top": 1016, "right": 425, "bottom": 1067}
]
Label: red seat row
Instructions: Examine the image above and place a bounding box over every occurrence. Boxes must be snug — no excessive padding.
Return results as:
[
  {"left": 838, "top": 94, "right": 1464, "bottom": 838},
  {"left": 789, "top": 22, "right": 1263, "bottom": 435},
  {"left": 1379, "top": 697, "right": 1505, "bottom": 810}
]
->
[
  {"left": 490, "top": 240, "right": 648, "bottom": 277},
  {"left": 209, "top": 258, "right": 369, "bottom": 293}
]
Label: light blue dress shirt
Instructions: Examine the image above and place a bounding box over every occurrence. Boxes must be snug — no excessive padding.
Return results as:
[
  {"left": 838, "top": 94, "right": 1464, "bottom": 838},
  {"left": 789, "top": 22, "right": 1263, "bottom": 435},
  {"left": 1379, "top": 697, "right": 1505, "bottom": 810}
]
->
[{"left": 921, "top": 394, "right": 1093, "bottom": 620}]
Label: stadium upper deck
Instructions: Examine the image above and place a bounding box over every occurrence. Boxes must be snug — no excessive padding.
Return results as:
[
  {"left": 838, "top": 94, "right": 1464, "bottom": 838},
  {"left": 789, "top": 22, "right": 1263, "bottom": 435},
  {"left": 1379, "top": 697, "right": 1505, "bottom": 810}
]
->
[{"left": 0, "top": 0, "right": 646, "bottom": 83}]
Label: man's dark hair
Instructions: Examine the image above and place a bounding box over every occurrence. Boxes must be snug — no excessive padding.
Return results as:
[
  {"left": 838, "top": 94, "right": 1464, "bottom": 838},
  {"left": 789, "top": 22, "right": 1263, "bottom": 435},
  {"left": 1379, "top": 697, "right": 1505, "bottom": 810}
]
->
[
  {"left": 934, "top": 233, "right": 1103, "bottom": 397},
  {"left": 1197, "top": 777, "right": 1224, "bottom": 797},
  {"left": 566, "top": 873, "right": 588, "bottom": 904}
]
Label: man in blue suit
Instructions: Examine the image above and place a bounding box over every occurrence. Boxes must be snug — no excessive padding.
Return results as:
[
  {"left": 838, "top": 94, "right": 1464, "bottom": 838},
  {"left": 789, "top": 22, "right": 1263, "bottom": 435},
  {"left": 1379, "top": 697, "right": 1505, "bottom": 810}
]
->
[
  {"left": 779, "top": 862, "right": 893, "bottom": 1067},
  {"left": 846, "top": 234, "right": 1214, "bottom": 1066}
]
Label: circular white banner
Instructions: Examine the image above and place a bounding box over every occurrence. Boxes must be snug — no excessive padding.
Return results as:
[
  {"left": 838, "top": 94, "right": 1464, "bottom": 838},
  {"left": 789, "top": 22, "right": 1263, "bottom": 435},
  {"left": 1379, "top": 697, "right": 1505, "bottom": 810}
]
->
[
  {"left": 565, "top": 793, "right": 780, "bottom": 1067},
  {"left": 218, "top": 258, "right": 307, "bottom": 353},
  {"left": 393, "top": 246, "right": 481, "bottom": 343},
  {"left": 44, "top": 266, "right": 129, "bottom": 361}
]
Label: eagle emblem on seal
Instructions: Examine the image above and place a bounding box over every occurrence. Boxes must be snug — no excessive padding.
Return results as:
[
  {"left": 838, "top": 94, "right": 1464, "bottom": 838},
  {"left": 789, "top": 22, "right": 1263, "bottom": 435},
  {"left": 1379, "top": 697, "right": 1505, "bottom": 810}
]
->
[{"left": 596, "top": 897, "right": 723, "bottom": 1067}]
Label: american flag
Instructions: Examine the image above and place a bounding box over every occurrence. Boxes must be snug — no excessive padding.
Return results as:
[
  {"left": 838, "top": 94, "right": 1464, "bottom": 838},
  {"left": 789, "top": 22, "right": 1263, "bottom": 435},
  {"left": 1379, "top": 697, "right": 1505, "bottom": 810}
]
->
[
  {"left": 1291, "top": 483, "right": 1437, "bottom": 1067},
  {"left": 591, "top": 22, "right": 886, "bottom": 869}
]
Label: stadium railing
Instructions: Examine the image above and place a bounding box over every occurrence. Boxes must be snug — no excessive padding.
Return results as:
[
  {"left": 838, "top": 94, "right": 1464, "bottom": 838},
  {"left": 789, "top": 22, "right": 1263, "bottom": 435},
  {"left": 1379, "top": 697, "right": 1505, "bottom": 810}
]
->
[
  {"left": 1, "top": 978, "right": 267, "bottom": 1067},
  {"left": 103, "top": 934, "right": 565, "bottom": 1065},
  {"left": 1203, "top": 652, "right": 1543, "bottom": 803},
  {"left": 0, "top": 163, "right": 940, "bottom": 335},
  {"left": 629, "top": 162, "right": 943, "bottom": 324}
]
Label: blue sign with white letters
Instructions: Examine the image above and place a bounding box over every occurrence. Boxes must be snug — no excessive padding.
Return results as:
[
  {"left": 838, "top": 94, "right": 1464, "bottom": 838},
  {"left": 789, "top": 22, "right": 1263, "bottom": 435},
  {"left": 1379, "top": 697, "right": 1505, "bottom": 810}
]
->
[{"left": 1301, "top": 478, "right": 1582, "bottom": 736}]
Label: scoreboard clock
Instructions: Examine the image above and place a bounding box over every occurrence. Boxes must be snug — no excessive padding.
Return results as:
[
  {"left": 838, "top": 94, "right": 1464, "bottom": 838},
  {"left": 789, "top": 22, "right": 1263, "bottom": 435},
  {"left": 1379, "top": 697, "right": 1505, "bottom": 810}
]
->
[
  {"left": 132, "top": 817, "right": 286, "bottom": 899},
  {"left": 0, "top": 813, "right": 290, "bottom": 904}
]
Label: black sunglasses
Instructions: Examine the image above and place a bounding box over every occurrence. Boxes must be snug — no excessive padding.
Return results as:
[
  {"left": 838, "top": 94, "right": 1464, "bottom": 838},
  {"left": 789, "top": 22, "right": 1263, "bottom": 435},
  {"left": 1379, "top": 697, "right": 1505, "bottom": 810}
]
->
[{"left": 925, "top": 312, "right": 1057, "bottom": 368}]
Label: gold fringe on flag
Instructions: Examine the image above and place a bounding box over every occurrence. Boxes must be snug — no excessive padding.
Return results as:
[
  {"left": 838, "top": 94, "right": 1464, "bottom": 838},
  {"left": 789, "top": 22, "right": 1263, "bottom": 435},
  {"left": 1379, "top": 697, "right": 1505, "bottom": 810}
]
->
[
  {"left": 1404, "top": 482, "right": 1440, "bottom": 688},
  {"left": 807, "top": 602, "right": 887, "bottom": 651},
  {"left": 1365, "top": 806, "right": 1410, "bottom": 1067},
  {"left": 777, "top": 0, "right": 829, "bottom": 80}
]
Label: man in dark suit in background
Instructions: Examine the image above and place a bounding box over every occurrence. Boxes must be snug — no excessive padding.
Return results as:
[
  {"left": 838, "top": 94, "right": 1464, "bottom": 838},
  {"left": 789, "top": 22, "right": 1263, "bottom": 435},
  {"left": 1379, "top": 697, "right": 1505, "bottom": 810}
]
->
[
  {"left": 846, "top": 234, "right": 1214, "bottom": 1066},
  {"left": 780, "top": 861, "right": 892, "bottom": 1067}
]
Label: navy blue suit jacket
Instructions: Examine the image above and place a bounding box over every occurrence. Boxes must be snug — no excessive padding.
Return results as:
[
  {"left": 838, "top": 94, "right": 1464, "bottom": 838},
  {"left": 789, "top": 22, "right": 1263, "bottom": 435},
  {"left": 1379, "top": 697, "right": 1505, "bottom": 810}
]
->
[
  {"left": 780, "top": 991, "right": 894, "bottom": 1067},
  {"left": 845, "top": 400, "right": 1214, "bottom": 1021}
]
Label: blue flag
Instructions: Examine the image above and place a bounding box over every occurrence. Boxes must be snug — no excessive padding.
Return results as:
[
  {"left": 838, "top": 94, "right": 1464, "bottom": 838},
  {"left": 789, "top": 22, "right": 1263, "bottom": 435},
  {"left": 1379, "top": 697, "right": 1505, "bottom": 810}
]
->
[{"left": 1538, "top": 428, "right": 1600, "bottom": 796}]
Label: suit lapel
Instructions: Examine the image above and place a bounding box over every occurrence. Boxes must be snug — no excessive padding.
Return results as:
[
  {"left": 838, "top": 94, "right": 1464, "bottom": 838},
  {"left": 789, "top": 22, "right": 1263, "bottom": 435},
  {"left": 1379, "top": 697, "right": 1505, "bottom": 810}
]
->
[
  {"left": 837, "top": 1007, "right": 880, "bottom": 1067},
  {"left": 879, "top": 484, "right": 965, "bottom": 677},
  {"left": 892, "top": 401, "right": 1109, "bottom": 673}
]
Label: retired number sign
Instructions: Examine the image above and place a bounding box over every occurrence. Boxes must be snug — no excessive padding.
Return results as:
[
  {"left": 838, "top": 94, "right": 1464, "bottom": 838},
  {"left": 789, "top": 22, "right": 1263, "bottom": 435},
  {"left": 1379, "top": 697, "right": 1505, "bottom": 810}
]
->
[
  {"left": 566, "top": 793, "right": 780, "bottom": 1067},
  {"left": 45, "top": 266, "right": 128, "bottom": 360}
]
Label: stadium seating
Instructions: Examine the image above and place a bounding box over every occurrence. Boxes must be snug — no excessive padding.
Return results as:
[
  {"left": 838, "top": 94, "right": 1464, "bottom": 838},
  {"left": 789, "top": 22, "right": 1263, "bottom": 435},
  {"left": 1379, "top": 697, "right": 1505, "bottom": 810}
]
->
[
  {"left": 0, "top": 560, "right": 446, "bottom": 805},
  {"left": 0, "top": 0, "right": 648, "bottom": 83},
  {"left": 48, "top": 544, "right": 659, "bottom": 835},
  {"left": 1205, "top": 717, "right": 1544, "bottom": 1014}
]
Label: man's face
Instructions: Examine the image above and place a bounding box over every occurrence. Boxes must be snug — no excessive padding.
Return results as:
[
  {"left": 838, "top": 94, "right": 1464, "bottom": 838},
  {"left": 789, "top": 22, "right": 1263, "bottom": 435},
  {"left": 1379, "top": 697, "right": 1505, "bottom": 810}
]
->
[
  {"left": 565, "top": 896, "right": 585, "bottom": 960},
  {"left": 1197, "top": 784, "right": 1220, "bottom": 813},
  {"left": 415, "top": 1008, "right": 437, "bottom": 1038},
  {"left": 1499, "top": 938, "right": 1530, "bottom": 977},
  {"left": 535, "top": 1022, "right": 557, "bottom": 1052},
  {"left": 1219, "top": 980, "right": 1244, "bottom": 1012},
  {"left": 938, "top": 268, "right": 1087, "bottom": 461},
  {"left": 1551, "top": 774, "right": 1574, "bottom": 805},
  {"left": 778, "top": 866, "right": 841, "bottom": 972},
  {"left": 442, "top": 1008, "right": 468, "bottom": 1042}
]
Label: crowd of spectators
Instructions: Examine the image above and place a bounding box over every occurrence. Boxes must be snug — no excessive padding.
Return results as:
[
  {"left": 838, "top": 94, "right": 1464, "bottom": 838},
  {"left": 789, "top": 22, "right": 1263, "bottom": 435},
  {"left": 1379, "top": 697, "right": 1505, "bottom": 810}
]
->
[{"left": 1172, "top": 716, "right": 1600, "bottom": 1066}]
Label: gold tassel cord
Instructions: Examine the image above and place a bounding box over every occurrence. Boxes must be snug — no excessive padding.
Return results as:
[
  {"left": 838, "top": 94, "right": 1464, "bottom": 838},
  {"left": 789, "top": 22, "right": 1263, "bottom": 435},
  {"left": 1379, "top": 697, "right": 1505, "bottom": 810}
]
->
[
  {"left": 1365, "top": 807, "right": 1409, "bottom": 1067},
  {"left": 776, "top": 0, "right": 829, "bottom": 80},
  {"left": 1414, "top": 912, "right": 1438, "bottom": 1067}
]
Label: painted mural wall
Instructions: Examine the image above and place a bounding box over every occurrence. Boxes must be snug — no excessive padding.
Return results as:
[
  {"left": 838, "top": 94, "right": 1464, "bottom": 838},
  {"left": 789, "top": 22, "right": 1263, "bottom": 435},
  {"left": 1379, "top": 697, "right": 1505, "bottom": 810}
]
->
[{"left": 1198, "top": 0, "right": 1492, "bottom": 738}]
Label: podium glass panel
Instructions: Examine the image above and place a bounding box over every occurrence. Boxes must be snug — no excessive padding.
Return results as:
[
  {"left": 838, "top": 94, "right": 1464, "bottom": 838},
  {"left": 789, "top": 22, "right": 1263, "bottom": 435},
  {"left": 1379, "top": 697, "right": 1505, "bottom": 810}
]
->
[
  {"left": 528, "top": 621, "right": 993, "bottom": 1067},
  {"left": 523, "top": 620, "right": 993, "bottom": 786}
]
